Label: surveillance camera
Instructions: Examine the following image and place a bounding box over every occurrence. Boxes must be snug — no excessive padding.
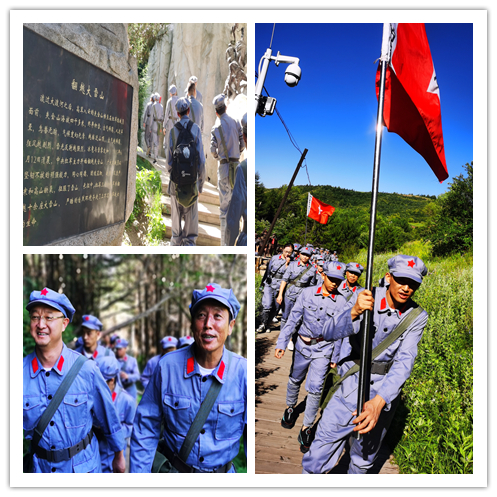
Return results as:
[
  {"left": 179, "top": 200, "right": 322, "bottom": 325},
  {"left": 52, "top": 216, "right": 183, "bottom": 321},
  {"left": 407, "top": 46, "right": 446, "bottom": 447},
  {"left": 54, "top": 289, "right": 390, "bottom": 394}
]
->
[{"left": 284, "top": 63, "right": 301, "bottom": 87}]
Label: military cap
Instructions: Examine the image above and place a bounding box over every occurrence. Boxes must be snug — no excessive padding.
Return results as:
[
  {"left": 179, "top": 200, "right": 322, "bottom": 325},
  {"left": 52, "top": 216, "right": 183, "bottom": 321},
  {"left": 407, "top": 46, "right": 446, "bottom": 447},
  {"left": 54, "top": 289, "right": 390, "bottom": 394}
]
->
[
  {"left": 115, "top": 338, "right": 129, "bottom": 349},
  {"left": 175, "top": 97, "right": 190, "bottom": 113},
  {"left": 96, "top": 355, "right": 120, "bottom": 380},
  {"left": 169, "top": 84, "right": 177, "bottom": 94},
  {"left": 189, "top": 283, "right": 241, "bottom": 320},
  {"left": 323, "top": 261, "right": 346, "bottom": 280},
  {"left": 161, "top": 336, "right": 178, "bottom": 350},
  {"left": 178, "top": 335, "right": 195, "bottom": 348},
  {"left": 388, "top": 255, "right": 427, "bottom": 284},
  {"left": 110, "top": 334, "right": 120, "bottom": 344},
  {"left": 293, "top": 243, "right": 301, "bottom": 252},
  {"left": 307, "top": 244, "right": 314, "bottom": 248},
  {"left": 299, "top": 246, "right": 312, "bottom": 257},
  {"left": 82, "top": 314, "right": 103, "bottom": 331},
  {"left": 26, "top": 287, "right": 75, "bottom": 322},
  {"left": 346, "top": 262, "right": 364, "bottom": 275},
  {"left": 189, "top": 75, "right": 198, "bottom": 83},
  {"left": 316, "top": 256, "right": 325, "bottom": 266},
  {"left": 213, "top": 94, "right": 226, "bottom": 109}
]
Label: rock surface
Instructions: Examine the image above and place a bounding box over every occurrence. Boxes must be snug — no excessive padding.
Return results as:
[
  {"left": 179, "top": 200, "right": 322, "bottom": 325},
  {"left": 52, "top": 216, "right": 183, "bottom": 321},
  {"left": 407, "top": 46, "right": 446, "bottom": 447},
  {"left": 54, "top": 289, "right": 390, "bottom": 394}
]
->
[
  {"left": 24, "top": 23, "right": 140, "bottom": 246},
  {"left": 143, "top": 23, "right": 247, "bottom": 185}
]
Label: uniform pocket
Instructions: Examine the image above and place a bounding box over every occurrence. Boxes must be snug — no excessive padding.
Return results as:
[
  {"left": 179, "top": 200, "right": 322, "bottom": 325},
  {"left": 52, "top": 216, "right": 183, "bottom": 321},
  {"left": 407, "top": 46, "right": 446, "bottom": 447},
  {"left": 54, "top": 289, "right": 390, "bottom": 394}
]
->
[
  {"left": 215, "top": 401, "right": 245, "bottom": 441},
  {"left": 23, "top": 395, "right": 42, "bottom": 431},
  {"left": 63, "top": 393, "right": 88, "bottom": 429},
  {"left": 163, "top": 394, "right": 192, "bottom": 436}
]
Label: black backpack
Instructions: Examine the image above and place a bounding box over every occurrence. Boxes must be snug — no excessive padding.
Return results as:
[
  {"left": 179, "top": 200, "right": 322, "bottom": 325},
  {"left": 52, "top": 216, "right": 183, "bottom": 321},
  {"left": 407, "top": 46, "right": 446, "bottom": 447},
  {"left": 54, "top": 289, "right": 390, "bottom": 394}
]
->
[{"left": 171, "top": 121, "right": 199, "bottom": 186}]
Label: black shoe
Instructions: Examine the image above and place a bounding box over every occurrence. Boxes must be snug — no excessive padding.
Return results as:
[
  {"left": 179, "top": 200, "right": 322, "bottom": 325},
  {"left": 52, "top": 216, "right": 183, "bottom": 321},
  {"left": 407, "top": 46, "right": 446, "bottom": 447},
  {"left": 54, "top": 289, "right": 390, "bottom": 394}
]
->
[
  {"left": 281, "top": 406, "right": 296, "bottom": 429},
  {"left": 298, "top": 426, "right": 314, "bottom": 453}
]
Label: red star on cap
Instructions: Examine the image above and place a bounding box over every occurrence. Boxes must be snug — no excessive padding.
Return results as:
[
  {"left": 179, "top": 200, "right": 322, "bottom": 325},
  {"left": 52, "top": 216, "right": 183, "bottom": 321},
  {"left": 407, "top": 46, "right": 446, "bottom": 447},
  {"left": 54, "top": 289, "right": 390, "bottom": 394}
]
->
[
  {"left": 40, "top": 288, "right": 48, "bottom": 296},
  {"left": 168, "top": 337, "right": 171, "bottom": 341},
  {"left": 84, "top": 316, "right": 89, "bottom": 321},
  {"left": 206, "top": 285, "right": 215, "bottom": 292},
  {"left": 356, "top": 264, "right": 360, "bottom": 268},
  {"left": 407, "top": 260, "right": 415, "bottom": 268},
  {"left": 337, "top": 265, "right": 341, "bottom": 270}
]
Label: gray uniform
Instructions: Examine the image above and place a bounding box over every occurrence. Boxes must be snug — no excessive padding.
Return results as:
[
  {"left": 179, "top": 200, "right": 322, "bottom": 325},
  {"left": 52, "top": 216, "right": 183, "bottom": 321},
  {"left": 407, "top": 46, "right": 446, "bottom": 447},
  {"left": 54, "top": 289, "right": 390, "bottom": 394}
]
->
[
  {"left": 187, "top": 96, "right": 204, "bottom": 133},
  {"left": 142, "top": 100, "right": 153, "bottom": 155},
  {"left": 166, "top": 115, "right": 206, "bottom": 246},
  {"left": 210, "top": 113, "right": 245, "bottom": 245},
  {"left": 149, "top": 101, "right": 164, "bottom": 160},
  {"left": 163, "top": 96, "right": 179, "bottom": 147}
]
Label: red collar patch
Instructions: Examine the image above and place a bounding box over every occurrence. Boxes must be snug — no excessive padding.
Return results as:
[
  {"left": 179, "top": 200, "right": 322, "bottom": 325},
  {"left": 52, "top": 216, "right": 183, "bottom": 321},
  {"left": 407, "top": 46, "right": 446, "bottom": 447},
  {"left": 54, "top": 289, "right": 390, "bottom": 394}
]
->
[
  {"left": 93, "top": 350, "right": 98, "bottom": 358},
  {"left": 342, "top": 282, "right": 346, "bottom": 289},
  {"left": 57, "top": 356, "right": 64, "bottom": 371},
  {"left": 380, "top": 298, "right": 387, "bottom": 310},
  {"left": 187, "top": 357, "right": 195, "bottom": 374},
  {"left": 31, "top": 357, "right": 39, "bottom": 373},
  {"left": 112, "top": 391, "right": 117, "bottom": 402},
  {"left": 353, "top": 286, "right": 357, "bottom": 293},
  {"left": 218, "top": 360, "right": 226, "bottom": 380}
]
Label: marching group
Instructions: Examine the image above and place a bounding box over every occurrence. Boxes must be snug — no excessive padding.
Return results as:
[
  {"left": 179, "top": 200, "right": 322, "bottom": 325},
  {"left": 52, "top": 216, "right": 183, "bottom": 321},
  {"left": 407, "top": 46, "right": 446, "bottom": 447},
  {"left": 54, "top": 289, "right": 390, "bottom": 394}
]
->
[
  {"left": 23, "top": 283, "right": 247, "bottom": 473},
  {"left": 257, "top": 242, "right": 429, "bottom": 474},
  {"left": 142, "top": 76, "right": 247, "bottom": 247}
]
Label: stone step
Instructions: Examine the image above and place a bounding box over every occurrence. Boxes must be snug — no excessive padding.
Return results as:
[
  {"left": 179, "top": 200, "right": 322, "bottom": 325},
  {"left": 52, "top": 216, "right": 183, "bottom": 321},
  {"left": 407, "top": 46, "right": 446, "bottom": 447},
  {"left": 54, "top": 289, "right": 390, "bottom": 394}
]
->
[
  {"left": 161, "top": 195, "right": 220, "bottom": 226},
  {"left": 161, "top": 175, "right": 220, "bottom": 206},
  {"left": 161, "top": 215, "right": 221, "bottom": 246},
  {"left": 139, "top": 152, "right": 220, "bottom": 207}
]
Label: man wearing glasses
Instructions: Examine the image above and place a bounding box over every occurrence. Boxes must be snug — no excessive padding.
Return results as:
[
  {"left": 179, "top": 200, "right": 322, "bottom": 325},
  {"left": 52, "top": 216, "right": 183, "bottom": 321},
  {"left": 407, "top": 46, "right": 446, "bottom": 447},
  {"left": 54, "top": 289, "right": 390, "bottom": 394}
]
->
[{"left": 23, "top": 287, "right": 125, "bottom": 473}]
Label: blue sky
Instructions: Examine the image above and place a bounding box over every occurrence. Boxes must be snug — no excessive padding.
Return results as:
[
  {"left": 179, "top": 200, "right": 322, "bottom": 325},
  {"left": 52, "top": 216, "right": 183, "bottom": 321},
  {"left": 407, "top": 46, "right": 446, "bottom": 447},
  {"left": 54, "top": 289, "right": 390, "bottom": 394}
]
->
[{"left": 255, "top": 23, "right": 474, "bottom": 197}]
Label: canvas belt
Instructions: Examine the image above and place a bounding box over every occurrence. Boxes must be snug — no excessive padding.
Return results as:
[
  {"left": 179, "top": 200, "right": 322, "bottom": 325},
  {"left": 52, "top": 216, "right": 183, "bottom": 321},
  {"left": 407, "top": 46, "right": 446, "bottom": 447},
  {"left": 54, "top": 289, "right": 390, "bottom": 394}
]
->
[
  {"left": 160, "top": 442, "right": 232, "bottom": 473},
  {"left": 35, "top": 429, "right": 94, "bottom": 463},
  {"left": 299, "top": 335, "right": 325, "bottom": 346},
  {"left": 352, "top": 359, "right": 394, "bottom": 375},
  {"left": 294, "top": 282, "right": 308, "bottom": 288},
  {"left": 220, "top": 157, "right": 239, "bottom": 164}
]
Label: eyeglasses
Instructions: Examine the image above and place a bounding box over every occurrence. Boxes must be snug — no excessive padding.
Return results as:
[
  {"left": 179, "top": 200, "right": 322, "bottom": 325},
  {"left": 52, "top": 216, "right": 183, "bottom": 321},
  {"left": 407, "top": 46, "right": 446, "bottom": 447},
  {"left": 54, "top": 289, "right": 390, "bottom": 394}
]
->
[{"left": 30, "top": 315, "right": 65, "bottom": 324}]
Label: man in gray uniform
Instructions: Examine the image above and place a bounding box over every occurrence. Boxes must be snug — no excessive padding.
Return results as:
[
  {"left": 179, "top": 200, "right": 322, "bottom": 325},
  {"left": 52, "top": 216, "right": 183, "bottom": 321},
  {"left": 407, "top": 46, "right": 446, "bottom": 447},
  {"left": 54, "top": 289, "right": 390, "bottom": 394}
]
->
[
  {"left": 142, "top": 94, "right": 154, "bottom": 156},
  {"left": 302, "top": 255, "right": 429, "bottom": 474},
  {"left": 186, "top": 80, "right": 204, "bottom": 133},
  {"left": 163, "top": 85, "right": 179, "bottom": 150},
  {"left": 210, "top": 94, "right": 245, "bottom": 245},
  {"left": 184, "top": 75, "right": 203, "bottom": 104},
  {"left": 150, "top": 93, "right": 164, "bottom": 164},
  {"left": 275, "top": 262, "right": 351, "bottom": 453},
  {"left": 166, "top": 97, "right": 206, "bottom": 246}
]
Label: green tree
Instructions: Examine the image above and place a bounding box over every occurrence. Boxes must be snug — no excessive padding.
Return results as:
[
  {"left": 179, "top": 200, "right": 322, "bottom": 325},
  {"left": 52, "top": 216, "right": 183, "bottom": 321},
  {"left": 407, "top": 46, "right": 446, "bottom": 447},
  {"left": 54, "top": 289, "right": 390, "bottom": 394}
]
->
[{"left": 428, "top": 162, "right": 473, "bottom": 256}]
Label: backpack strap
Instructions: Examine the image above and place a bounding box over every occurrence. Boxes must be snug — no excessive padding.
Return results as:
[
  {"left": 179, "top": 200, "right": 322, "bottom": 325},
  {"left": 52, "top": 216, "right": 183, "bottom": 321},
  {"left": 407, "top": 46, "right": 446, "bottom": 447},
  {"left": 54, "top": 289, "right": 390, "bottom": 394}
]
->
[
  {"left": 29, "top": 354, "right": 88, "bottom": 458},
  {"left": 287, "top": 264, "right": 313, "bottom": 288},
  {"left": 178, "top": 350, "right": 232, "bottom": 463}
]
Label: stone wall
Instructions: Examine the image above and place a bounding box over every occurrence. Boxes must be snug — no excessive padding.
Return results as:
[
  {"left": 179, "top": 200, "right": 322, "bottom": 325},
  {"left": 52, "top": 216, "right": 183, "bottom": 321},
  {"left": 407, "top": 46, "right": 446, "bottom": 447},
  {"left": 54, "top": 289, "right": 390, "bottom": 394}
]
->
[
  {"left": 24, "top": 23, "right": 139, "bottom": 246},
  {"left": 143, "top": 23, "right": 247, "bottom": 185}
]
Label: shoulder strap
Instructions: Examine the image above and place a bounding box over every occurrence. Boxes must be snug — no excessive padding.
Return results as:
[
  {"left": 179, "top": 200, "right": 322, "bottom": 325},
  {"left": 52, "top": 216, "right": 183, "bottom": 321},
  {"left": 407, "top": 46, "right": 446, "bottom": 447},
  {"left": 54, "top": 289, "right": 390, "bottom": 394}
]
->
[
  {"left": 287, "top": 264, "right": 313, "bottom": 288},
  {"left": 190, "top": 103, "right": 196, "bottom": 123},
  {"left": 30, "top": 354, "right": 88, "bottom": 454},
  {"left": 178, "top": 351, "right": 232, "bottom": 462},
  {"left": 218, "top": 123, "right": 230, "bottom": 159},
  {"left": 334, "top": 305, "right": 424, "bottom": 389}
]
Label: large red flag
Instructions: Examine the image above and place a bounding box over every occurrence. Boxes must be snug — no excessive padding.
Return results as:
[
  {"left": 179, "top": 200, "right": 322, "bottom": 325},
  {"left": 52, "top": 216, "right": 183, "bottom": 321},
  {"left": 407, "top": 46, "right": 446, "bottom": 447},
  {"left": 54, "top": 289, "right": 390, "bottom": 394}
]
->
[
  {"left": 376, "top": 23, "right": 449, "bottom": 182},
  {"left": 307, "top": 193, "right": 335, "bottom": 224}
]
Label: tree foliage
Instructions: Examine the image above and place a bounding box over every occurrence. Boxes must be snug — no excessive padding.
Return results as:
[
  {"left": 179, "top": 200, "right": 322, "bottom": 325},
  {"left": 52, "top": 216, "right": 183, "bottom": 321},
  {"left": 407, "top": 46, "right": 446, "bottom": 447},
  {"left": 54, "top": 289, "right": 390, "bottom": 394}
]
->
[
  {"left": 127, "top": 23, "right": 169, "bottom": 70},
  {"left": 427, "top": 162, "right": 473, "bottom": 257}
]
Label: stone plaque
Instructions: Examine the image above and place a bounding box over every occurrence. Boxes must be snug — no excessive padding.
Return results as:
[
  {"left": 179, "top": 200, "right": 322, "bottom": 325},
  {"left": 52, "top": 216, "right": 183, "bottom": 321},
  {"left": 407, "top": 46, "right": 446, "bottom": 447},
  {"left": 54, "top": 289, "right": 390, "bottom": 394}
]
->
[{"left": 23, "top": 27, "right": 133, "bottom": 245}]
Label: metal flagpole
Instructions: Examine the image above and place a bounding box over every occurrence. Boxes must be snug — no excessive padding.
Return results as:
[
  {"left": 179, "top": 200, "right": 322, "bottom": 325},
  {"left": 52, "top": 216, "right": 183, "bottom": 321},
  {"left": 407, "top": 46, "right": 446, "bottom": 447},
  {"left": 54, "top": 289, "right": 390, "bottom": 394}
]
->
[
  {"left": 354, "top": 23, "right": 392, "bottom": 441},
  {"left": 305, "top": 193, "right": 310, "bottom": 245}
]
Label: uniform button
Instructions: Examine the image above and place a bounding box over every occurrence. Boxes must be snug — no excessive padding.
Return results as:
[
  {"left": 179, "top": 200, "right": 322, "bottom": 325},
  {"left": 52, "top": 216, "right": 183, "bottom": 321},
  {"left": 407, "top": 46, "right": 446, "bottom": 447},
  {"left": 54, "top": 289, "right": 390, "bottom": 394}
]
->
[
  {"left": 370, "top": 381, "right": 374, "bottom": 385},
  {"left": 199, "top": 456, "right": 204, "bottom": 462},
  {"left": 51, "top": 445, "right": 55, "bottom": 449},
  {"left": 202, "top": 377, "right": 207, "bottom": 382},
  {"left": 75, "top": 399, "right": 78, "bottom": 403},
  {"left": 320, "top": 308, "right": 323, "bottom": 310},
  {"left": 383, "top": 328, "right": 388, "bottom": 332},
  {"left": 387, "top": 311, "right": 391, "bottom": 317},
  {"left": 48, "top": 395, "right": 52, "bottom": 400},
  {"left": 200, "top": 429, "right": 205, "bottom": 434},
  {"left": 25, "top": 402, "right": 29, "bottom": 407},
  {"left": 231, "top": 408, "right": 234, "bottom": 413},
  {"left": 50, "top": 421, "right": 54, "bottom": 426},
  {"left": 174, "top": 402, "right": 178, "bottom": 407},
  {"left": 46, "top": 372, "right": 50, "bottom": 377},
  {"left": 51, "top": 468, "right": 56, "bottom": 472},
  {"left": 317, "top": 319, "right": 320, "bottom": 322}
]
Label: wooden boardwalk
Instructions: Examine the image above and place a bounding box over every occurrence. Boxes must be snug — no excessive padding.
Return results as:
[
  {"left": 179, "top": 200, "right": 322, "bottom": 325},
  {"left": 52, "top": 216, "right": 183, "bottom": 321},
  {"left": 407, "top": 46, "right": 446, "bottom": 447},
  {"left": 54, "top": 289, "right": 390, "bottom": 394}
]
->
[{"left": 255, "top": 321, "right": 400, "bottom": 475}]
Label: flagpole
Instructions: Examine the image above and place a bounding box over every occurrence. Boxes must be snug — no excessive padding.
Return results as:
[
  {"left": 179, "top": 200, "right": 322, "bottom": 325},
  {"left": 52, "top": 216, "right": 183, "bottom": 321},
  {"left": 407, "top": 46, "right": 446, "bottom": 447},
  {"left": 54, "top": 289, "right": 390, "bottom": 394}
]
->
[
  {"left": 354, "top": 23, "right": 391, "bottom": 441},
  {"left": 257, "top": 149, "right": 308, "bottom": 257},
  {"left": 305, "top": 193, "right": 310, "bottom": 245}
]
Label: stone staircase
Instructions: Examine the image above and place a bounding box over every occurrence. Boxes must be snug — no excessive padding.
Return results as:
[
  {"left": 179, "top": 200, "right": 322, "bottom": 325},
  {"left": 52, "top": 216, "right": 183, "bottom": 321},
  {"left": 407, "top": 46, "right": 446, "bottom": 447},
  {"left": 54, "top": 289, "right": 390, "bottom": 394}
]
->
[{"left": 138, "top": 151, "right": 221, "bottom": 246}]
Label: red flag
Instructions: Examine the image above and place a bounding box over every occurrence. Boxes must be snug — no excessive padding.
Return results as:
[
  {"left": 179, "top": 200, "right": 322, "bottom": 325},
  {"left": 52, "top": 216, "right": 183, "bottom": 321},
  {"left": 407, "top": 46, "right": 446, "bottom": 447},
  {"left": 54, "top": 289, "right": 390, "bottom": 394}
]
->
[
  {"left": 376, "top": 23, "right": 449, "bottom": 182},
  {"left": 307, "top": 193, "right": 335, "bottom": 224}
]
